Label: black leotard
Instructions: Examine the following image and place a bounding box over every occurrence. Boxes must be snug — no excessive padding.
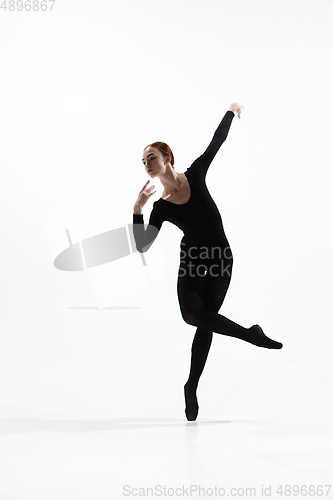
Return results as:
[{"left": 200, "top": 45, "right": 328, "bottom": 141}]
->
[{"left": 132, "top": 110, "right": 235, "bottom": 252}]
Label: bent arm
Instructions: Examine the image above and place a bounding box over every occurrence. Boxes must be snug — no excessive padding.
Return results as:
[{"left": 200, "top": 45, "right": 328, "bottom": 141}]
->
[{"left": 132, "top": 205, "right": 163, "bottom": 253}]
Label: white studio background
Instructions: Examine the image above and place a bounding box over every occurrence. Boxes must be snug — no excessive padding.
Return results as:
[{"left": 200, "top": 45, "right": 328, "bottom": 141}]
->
[{"left": 0, "top": 1, "right": 332, "bottom": 499}]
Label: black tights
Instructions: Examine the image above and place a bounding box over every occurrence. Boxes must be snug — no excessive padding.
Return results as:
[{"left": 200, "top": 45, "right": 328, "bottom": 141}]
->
[
  {"left": 177, "top": 243, "right": 236, "bottom": 392},
  {"left": 177, "top": 240, "right": 283, "bottom": 386},
  {"left": 177, "top": 240, "right": 282, "bottom": 419}
]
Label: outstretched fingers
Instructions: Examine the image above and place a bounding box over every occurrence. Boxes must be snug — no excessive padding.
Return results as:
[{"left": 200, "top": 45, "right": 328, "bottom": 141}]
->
[
  {"left": 147, "top": 185, "right": 156, "bottom": 197},
  {"left": 140, "top": 180, "right": 150, "bottom": 192},
  {"left": 237, "top": 104, "right": 244, "bottom": 118},
  {"left": 140, "top": 180, "right": 156, "bottom": 198}
]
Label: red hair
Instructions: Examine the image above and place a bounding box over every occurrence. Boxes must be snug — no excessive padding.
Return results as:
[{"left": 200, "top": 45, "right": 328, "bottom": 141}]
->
[{"left": 144, "top": 142, "right": 175, "bottom": 168}]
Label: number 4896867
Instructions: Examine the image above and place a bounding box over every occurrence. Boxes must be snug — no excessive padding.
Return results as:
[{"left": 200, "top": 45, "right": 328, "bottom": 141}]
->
[{"left": 0, "top": 0, "right": 56, "bottom": 11}]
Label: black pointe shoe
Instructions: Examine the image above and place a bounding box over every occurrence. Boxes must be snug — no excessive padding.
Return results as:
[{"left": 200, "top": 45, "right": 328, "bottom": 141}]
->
[
  {"left": 184, "top": 383, "right": 199, "bottom": 421},
  {"left": 249, "top": 324, "right": 283, "bottom": 349}
]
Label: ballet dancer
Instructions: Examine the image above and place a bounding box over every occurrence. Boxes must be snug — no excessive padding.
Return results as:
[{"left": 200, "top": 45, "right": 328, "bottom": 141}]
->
[{"left": 133, "top": 102, "right": 283, "bottom": 421}]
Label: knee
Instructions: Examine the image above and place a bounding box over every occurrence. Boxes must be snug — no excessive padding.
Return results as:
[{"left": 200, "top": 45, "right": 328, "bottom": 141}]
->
[
  {"left": 180, "top": 307, "right": 202, "bottom": 327},
  {"left": 178, "top": 291, "right": 204, "bottom": 326}
]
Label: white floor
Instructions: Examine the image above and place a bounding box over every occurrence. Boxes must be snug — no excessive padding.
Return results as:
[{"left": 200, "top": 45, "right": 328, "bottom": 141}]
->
[{"left": 0, "top": 298, "right": 332, "bottom": 500}]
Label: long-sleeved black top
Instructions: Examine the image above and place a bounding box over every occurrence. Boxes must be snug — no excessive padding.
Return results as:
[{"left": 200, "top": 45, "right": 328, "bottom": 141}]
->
[{"left": 133, "top": 110, "right": 235, "bottom": 253}]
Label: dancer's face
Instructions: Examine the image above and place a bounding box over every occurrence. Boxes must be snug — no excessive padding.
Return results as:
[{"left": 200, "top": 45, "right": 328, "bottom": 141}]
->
[{"left": 142, "top": 147, "right": 171, "bottom": 177}]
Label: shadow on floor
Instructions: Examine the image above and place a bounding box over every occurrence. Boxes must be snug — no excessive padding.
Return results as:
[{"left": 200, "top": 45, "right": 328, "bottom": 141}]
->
[
  {"left": 67, "top": 306, "right": 142, "bottom": 310},
  {"left": 0, "top": 416, "right": 232, "bottom": 435}
]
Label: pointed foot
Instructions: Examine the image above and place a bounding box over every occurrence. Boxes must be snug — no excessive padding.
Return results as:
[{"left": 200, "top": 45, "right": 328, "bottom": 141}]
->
[
  {"left": 184, "top": 383, "right": 199, "bottom": 421},
  {"left": 249, "top": 324, "right": 283, "bottom": 349}
]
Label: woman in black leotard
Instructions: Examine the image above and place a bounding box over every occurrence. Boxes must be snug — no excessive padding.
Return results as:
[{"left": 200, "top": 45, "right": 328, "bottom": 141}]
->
[{"left": 133, "top": 102, "right": 283, "bottom": 421}]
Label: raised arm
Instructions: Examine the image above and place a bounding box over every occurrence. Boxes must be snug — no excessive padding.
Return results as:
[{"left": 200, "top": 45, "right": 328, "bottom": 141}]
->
[
  {"left": 189, "top": 102, "right": 244, "bottom": 177},
  {"left": 133, "top": 180, "right": 163, "bottom": 253}
]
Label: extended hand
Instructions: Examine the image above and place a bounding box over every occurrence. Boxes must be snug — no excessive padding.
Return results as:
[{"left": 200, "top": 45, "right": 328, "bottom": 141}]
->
[
  {"left": 134, "top": 180, "right": 156, "bottom": 209},
  {"left": 229, "top": 102, "right": 244, "bottom": 118}
]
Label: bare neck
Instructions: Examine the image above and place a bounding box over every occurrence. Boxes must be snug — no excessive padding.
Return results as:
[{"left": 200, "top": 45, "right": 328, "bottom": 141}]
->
[{"left": 159, "top": 170, "right": 184, "bottom": 196}]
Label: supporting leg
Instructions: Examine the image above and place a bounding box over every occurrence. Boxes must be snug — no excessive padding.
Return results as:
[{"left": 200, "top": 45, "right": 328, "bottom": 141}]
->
[
  {"left": 184, "top": 328, "right": 212, "bottom": 421},
  {"left": 181, "top": 263, "right": 232, "bottom": 421}
]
